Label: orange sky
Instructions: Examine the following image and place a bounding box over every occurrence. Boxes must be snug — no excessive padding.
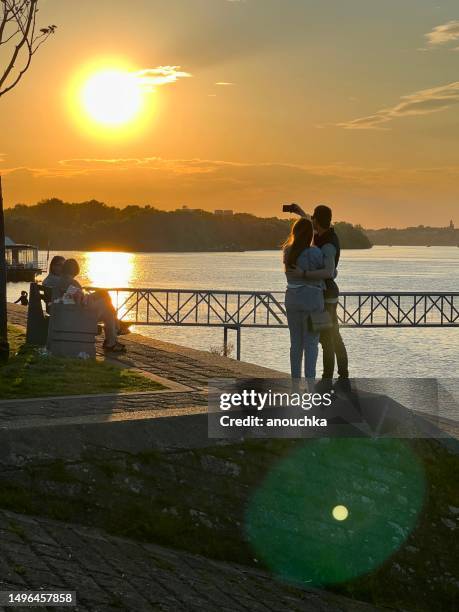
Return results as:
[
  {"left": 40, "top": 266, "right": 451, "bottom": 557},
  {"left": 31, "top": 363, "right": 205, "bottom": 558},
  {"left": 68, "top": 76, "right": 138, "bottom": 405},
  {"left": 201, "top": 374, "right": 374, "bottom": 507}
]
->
[{"left": 1, "top": 0, "right": 458, "bottom": 228}]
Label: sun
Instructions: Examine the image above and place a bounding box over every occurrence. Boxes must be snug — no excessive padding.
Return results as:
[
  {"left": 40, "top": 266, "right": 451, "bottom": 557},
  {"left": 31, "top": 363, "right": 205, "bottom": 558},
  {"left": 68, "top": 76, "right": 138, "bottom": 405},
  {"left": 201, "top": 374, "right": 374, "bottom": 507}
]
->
[
  {"left": 80, "top": 69, "right": 143, "bottom": 127},
  {"left": 68, "top": 59, "right": 153, "bottom": 138}
]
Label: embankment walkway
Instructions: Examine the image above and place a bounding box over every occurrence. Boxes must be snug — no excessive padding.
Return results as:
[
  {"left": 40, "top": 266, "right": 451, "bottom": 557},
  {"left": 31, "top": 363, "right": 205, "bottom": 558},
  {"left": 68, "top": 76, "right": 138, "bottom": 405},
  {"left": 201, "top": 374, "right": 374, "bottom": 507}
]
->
[
  {"left": 0, "top": 304, "right": 388, "bottom": 611},
  {"left": 3, "top": 304, "right": 285, "bottom": 430}
]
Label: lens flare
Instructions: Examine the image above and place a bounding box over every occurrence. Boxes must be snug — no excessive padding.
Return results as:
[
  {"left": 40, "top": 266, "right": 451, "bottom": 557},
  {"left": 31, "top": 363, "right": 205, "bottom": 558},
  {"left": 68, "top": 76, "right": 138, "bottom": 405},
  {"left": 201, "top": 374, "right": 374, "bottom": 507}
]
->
[{"left": 245, "top": 438, "right": 425, "bottom": 587}]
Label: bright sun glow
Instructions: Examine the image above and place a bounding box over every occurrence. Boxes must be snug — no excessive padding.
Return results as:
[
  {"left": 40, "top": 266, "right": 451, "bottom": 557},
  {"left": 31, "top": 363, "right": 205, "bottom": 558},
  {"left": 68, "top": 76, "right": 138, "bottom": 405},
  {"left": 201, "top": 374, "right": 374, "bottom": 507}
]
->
[
  {"left": 81, "top": 69, "right": 143, "bottom": 126},
  {"left": 68, "top": 59, "right": 153, "bottom": 138}
]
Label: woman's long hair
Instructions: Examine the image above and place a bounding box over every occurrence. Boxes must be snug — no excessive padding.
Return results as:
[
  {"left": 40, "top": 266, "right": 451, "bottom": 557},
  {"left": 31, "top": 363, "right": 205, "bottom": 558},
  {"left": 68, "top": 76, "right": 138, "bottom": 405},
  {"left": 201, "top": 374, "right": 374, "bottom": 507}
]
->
[
  {"left": 49, "top": 255, "right": 65, "bottom": 275},
  {"left": 283, "top": 218, "right": 314, "bottom": 267}
]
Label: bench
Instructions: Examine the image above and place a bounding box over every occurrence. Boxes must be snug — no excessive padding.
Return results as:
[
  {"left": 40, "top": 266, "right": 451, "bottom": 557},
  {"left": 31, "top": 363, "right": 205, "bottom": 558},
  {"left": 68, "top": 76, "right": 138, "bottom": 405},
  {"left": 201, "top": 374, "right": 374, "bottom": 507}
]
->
[
  {"left": 47, "top": 303, "right": 98, "bottom": 358},
  {"left": 26, "top": 282, "right": 99, "bottom": 358}
]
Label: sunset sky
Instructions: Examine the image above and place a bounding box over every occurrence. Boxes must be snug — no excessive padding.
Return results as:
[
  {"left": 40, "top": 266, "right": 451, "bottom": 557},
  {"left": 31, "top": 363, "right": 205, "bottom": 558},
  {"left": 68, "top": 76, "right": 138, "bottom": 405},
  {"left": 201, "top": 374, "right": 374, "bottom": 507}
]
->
[{"left": 1, "top": 0, "right": 458, "bottom": 227}]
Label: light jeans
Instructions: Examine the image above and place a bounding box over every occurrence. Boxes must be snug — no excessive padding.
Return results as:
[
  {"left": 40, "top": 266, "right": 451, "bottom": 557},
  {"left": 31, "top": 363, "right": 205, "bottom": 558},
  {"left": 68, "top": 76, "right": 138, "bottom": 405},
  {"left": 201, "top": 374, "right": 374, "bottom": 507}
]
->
[
  {"left": 285, "top": 287, "right": 322, "bottom": 380},
  {"left": 87, "top": 291, "right": 118, "bottom": 346}
]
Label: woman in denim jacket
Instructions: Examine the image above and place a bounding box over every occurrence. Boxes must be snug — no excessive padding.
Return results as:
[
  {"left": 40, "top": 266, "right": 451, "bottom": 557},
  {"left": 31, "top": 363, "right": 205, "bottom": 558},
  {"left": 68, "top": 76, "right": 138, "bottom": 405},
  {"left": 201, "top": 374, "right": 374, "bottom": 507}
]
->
[{"left": 283, "top": 218, "right": 325, "bottom": 386}]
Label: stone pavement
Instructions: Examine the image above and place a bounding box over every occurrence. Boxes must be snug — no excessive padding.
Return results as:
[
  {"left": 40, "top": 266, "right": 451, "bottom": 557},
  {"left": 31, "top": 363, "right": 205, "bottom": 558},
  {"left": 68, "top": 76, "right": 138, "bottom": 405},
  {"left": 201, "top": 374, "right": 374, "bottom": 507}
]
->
[
  {"left": 6, "top": 304, "right": 28, "bottom": 329},
  {"left": 0, "top": 509, "right": 383, "bottom": 612}
]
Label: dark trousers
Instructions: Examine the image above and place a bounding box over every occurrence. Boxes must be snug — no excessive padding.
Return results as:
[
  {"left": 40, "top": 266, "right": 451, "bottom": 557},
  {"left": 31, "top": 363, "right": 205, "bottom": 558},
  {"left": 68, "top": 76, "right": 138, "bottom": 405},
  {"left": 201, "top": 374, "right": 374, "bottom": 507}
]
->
[{"left": 320, "top": 302, "right": 349, "bottom": 379}]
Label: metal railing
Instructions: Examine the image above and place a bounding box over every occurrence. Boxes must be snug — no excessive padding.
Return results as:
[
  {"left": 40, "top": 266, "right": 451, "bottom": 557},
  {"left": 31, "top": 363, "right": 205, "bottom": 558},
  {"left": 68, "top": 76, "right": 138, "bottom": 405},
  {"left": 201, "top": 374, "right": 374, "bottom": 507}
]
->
[
  {"left": 6, "top": 257, "right": 48, "bottom": 272},
  {"left": 87, "top": 288, "right": 459, "bottom": 359}
]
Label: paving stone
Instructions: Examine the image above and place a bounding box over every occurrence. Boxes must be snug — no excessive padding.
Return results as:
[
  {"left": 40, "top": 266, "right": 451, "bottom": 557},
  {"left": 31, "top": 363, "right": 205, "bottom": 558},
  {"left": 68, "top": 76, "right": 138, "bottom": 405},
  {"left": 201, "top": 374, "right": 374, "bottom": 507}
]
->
[{"left": 0, "top": 509, "right": 382, "bottom": 611}]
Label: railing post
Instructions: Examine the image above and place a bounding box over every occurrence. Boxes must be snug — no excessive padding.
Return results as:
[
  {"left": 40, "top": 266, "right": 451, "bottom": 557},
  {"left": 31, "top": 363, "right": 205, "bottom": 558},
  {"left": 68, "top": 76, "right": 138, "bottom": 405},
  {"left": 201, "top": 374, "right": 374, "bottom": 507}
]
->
[{"left": 223, "top": 325, "right": 229, "bottom": 357}]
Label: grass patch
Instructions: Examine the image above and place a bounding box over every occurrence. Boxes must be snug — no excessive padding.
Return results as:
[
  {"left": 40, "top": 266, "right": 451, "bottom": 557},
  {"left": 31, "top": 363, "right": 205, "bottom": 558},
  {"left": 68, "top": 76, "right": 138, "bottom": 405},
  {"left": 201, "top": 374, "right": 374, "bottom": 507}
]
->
[{"left": 0, "top": 325, "right": 164, "bottom": 399}]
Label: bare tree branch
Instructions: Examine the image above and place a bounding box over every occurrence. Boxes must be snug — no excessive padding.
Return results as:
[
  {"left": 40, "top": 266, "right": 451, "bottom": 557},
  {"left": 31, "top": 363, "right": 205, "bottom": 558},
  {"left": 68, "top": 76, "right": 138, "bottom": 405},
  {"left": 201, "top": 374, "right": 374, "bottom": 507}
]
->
[{"left": 0, "top": 0, "right": 56, "bottom": 98}]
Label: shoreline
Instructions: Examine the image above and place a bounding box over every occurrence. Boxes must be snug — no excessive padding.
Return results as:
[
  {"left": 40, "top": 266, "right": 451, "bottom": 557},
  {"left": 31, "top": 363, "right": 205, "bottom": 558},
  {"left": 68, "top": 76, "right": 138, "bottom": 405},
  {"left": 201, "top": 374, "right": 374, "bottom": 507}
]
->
[{"left": 30, "top": 244, "right": 459, "bottom": 255}]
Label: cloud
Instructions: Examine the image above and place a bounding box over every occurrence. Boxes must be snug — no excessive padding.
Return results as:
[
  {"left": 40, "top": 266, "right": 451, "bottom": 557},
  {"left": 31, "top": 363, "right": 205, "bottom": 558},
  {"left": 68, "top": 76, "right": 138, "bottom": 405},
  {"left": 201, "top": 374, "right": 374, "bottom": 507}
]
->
[
  {"left": 56, "top": 157, "right": 371, "bottom": 180},
  {"left": 425, "top": 20, "right": 459, "bottom": 49},
  {"left": 3, "top": 157, "right": 394, "bottom": 190},
  {"left": 337, "top": 81, "right": 459, "bottom": 130},
  {"left": 135, "top": 66, "right": 191, "bottom": 91},
  {"left": 16, "top": 156, "right": 459, "bottom": 189},
  {"left": 3, "top": 157, "right": 459, "bottom": 226},
  {"left": 215, "top": 82, "right": 234, "bottom": 86}
]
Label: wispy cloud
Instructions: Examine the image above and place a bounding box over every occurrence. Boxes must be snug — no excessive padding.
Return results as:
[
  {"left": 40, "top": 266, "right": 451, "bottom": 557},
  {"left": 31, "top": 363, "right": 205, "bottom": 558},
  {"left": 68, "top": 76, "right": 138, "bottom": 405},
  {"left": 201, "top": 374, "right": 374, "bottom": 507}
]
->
[
  {"left": 3, "top": 157, "right": 459, "bottom": 226},
  {"left": 9, "top": 157, "right": 388, "bottom": 184},
  {"left": 425, "top": 20, "right": 459, "bottom": 50},
  {"left": 337, "top": 81, "right": 459, "bottom": 130},
  {"left": 215, "top": 82, "right": 234, "bottom": 86},
  {"left": 136, "top": 66, "right": 191, "bottom": 91},
  {"left": 45, "top": 157, "right": 459, "bottom": 186}
]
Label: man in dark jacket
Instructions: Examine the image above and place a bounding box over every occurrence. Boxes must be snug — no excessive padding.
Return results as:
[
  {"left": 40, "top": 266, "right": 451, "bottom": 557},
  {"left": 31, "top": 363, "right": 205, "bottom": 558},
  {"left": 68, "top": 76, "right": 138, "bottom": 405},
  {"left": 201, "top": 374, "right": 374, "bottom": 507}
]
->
[{"left": 287, "top": 203, "right": 350, "bottom": 393}]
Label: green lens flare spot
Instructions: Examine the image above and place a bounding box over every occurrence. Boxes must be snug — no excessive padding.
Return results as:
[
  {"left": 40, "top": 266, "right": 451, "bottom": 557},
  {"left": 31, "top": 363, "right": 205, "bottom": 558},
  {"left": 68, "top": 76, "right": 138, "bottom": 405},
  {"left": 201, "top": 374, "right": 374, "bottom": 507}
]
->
[{"left": 245, "top": 438, "right": 425, "bottom": 587}]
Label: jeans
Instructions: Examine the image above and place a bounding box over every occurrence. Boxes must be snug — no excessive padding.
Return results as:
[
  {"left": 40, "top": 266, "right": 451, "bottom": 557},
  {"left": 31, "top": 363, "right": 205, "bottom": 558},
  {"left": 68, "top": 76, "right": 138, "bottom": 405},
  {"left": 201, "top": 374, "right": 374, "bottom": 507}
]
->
[
  {"left": 320, "top": 302, "right": 349, "bottom": 379},
  {"left": 285, "top": 288, "right": 321, "bottom": 380},
  {"left": 87, "top": 291, "right": 118, "bottom": 346}
]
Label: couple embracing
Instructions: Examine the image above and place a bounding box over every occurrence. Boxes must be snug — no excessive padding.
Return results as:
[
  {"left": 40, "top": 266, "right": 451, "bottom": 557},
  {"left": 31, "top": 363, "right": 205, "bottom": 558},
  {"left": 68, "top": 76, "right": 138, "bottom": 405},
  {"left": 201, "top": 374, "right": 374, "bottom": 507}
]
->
[{"left": 283, "top": 204, "right": 349, "bottom": 393}]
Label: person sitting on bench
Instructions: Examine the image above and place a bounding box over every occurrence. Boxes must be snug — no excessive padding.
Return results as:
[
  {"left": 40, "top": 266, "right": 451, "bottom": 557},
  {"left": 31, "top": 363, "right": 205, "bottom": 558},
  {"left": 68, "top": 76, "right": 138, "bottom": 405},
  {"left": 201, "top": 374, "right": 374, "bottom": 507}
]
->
[
  {"left": 58, "top": 258, "right": 126, "bottom": 354},
  {"left": 42, "top": 256, "right": 66, "bottom": 298}
]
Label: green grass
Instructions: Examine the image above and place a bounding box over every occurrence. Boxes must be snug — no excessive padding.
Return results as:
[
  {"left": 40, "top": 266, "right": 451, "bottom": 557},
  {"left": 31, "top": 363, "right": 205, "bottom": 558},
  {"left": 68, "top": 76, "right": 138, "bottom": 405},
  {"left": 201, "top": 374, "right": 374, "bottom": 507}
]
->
[{"left": 0, "top": 325, "right": 164, "bottom": 399}]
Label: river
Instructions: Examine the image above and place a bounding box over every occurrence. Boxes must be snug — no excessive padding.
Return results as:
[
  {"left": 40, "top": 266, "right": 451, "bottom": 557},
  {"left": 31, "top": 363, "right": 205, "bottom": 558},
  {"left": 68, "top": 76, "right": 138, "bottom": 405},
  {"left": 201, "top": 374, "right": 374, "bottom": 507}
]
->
[{"left": 7, "top": 246, "right": 459, "bottom": 378}]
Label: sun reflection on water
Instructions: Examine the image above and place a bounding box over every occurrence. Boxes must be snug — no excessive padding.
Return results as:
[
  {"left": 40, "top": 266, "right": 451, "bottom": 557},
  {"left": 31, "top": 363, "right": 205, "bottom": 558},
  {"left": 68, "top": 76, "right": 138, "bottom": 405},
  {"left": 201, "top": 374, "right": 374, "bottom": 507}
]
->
[
  {"left": 84, "top": 252, "right": 134, "bottom": 319},
  {"left": 85, "top": 251, "right": 134, "bottom": 288}
]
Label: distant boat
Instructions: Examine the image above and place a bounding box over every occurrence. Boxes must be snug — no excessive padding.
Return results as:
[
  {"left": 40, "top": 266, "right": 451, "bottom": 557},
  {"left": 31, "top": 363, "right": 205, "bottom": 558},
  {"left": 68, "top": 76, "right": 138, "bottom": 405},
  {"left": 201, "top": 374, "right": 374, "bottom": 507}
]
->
[{"left": 5, "top": 237, "right": 46, "bottom": 282}]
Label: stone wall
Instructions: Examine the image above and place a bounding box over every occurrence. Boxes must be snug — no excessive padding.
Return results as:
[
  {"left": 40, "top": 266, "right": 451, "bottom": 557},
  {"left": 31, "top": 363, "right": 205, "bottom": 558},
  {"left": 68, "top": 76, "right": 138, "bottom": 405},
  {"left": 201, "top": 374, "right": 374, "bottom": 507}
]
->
[{"left": 0, "top": 421, "right": 457, "bottom": 611}]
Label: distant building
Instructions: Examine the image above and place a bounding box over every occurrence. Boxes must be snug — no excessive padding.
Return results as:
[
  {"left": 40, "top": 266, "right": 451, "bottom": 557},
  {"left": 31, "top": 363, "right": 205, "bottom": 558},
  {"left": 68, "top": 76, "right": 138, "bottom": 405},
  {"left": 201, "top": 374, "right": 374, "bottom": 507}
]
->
[
  {"left": 449, "top": 220, "right": 455, "bottom": 230},
  {"left": 214, "top": 209, "right": 234, "bottom": 216},
  {"left": 178, "top": 205, "right": 202, "bottom": 213}
]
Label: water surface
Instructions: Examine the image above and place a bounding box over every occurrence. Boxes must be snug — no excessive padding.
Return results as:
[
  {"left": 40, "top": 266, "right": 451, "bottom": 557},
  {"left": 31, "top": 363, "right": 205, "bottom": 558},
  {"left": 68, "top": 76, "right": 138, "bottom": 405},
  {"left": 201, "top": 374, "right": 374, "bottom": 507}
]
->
[{"left": 8, "top": 246, "right": 459, "bottom": 378}]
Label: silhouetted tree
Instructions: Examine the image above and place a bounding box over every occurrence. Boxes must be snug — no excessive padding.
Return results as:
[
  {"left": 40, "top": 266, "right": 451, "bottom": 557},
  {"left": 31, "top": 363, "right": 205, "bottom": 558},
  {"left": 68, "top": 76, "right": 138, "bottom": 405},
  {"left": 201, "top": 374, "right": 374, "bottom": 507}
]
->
[
  {"left": 0, "top": 1, "right": 56, "bottom": 361},
  {"left": 0, "top": 0, "right": 56, "bottom": 97},
  {"left": 5, "top": 199, "right": 373, "bottom": 252}
]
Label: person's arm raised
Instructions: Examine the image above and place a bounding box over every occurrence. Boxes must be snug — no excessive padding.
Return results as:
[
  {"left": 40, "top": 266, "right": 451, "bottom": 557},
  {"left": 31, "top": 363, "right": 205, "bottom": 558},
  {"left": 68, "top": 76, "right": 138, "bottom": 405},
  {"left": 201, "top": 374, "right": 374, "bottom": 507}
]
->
[{"left": 288, "top": 203, "right": 310, "bottom": 218}]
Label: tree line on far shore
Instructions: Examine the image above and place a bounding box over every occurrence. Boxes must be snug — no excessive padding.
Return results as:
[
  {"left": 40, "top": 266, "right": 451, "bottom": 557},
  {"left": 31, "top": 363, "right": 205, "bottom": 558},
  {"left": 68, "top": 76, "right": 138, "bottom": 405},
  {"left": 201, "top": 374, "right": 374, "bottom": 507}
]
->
[
  {"left": 365, "top": 225, "right": 459, "bottom": 247},
  {"left": 5, "top": 199, "right": 372, "bottom": 252}
]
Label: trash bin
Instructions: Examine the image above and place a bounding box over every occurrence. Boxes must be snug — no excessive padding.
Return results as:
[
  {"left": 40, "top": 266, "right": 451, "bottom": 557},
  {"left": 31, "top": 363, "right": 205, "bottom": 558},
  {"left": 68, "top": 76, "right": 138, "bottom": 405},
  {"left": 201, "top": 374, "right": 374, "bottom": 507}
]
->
[{"left": 47, "top": 303, "right": 98, "bottom": 358}]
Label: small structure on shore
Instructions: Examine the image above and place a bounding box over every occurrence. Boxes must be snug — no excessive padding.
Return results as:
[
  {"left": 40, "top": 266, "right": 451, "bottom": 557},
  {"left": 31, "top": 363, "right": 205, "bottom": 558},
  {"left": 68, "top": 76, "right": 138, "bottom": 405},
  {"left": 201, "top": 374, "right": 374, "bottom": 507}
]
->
[{"left": 5, "top": 237, "right": 45, "bottom": 282}]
